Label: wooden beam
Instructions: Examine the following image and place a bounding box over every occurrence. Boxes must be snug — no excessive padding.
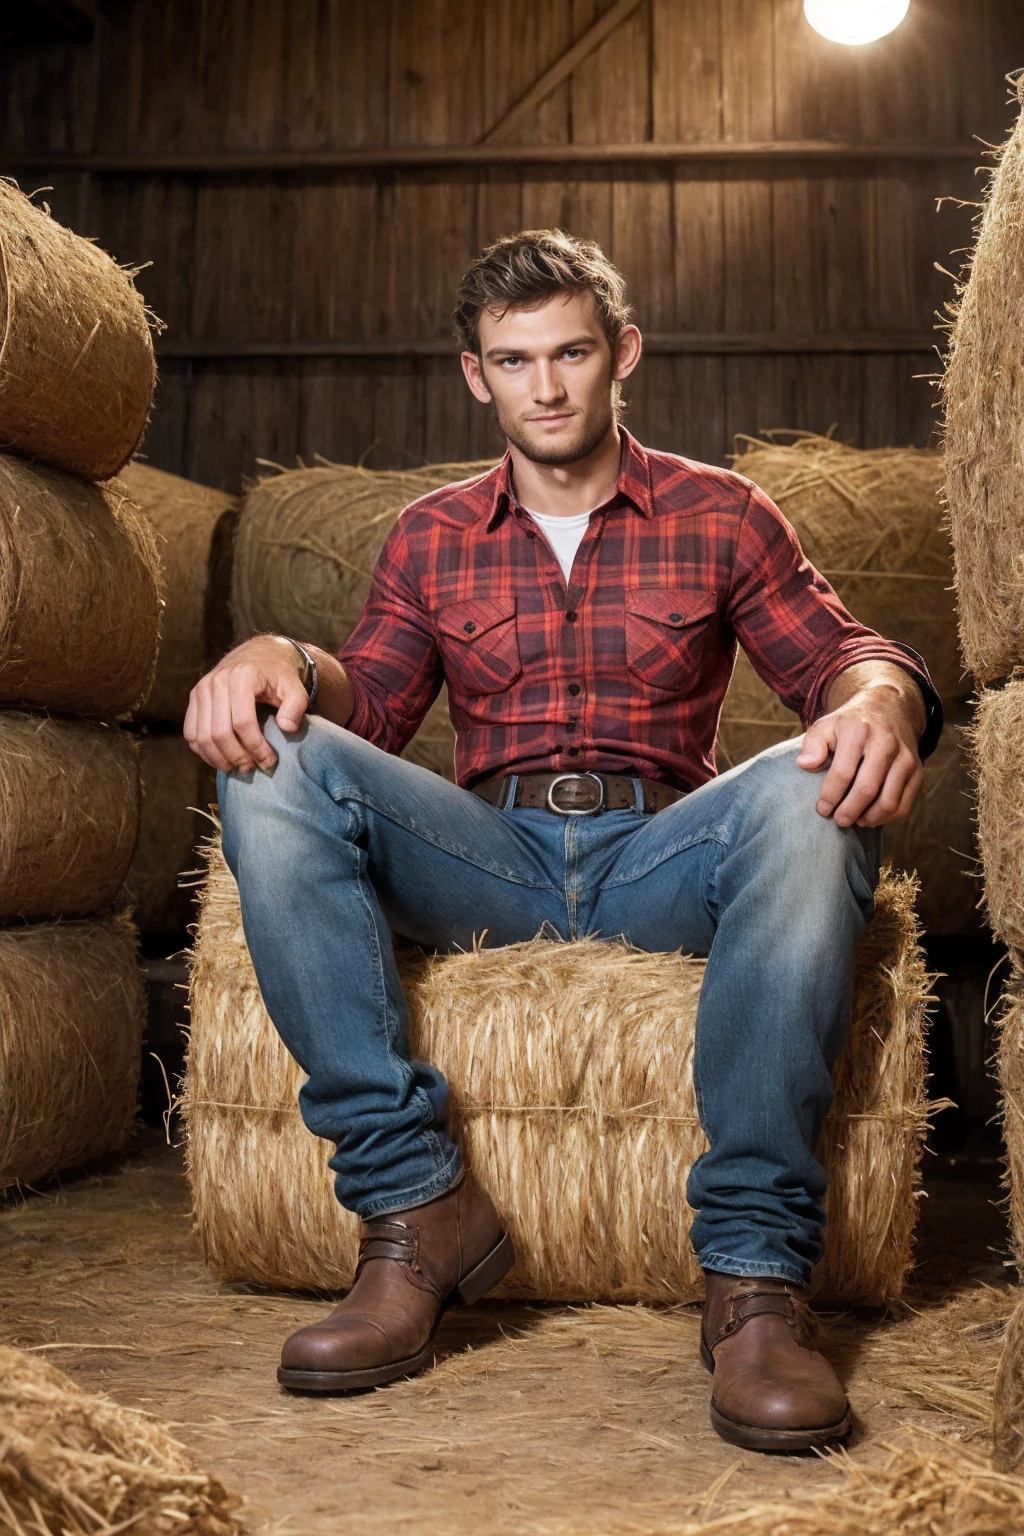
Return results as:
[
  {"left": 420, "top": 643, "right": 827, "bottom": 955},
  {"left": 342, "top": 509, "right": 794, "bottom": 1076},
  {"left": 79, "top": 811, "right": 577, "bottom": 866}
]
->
[
  {"left": 1, "top": 140, "right": 986, "bottom": 176},
  {"left": 154, "top": 333, "right": 940, "bottom": 361},
  {"left": 479, "top": 0, "right": 647, "bottom": 145}
]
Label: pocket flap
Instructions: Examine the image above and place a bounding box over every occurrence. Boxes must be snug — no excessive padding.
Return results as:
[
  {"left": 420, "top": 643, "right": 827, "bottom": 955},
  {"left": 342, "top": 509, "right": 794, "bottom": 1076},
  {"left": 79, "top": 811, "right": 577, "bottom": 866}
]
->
[
  {"left": 626, "top": 589, "right": 718, "bottom": 629},
  {"left": 437, "top": 595, "right": 517, "bottom": 642}
]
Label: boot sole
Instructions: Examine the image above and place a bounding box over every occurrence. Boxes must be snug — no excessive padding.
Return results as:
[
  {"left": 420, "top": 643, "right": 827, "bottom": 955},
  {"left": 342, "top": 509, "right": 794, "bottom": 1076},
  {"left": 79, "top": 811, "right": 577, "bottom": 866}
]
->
[
  {"left": 700, "top": 1335, "right": 852, "bottom": 1453},
  {"left": 277, "top": 1229, "right": 515, "bottom": 1394}
]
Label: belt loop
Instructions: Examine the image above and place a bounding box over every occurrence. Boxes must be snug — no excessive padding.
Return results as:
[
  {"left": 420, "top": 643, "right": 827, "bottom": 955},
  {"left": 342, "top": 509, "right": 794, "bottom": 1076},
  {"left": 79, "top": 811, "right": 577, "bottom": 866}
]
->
[
  {"left": 502, "top": 774, "right": 519, "bottom": 811},
  {"left": 630, "top": 777, "right": 645, "bottom": 815}
]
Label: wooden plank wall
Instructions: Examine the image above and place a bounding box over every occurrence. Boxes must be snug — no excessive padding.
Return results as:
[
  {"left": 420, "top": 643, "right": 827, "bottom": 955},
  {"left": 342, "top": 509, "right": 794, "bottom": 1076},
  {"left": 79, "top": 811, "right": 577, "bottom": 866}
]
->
[{"left": 1, "top": 0, "right": 1022, "bottom": 489}]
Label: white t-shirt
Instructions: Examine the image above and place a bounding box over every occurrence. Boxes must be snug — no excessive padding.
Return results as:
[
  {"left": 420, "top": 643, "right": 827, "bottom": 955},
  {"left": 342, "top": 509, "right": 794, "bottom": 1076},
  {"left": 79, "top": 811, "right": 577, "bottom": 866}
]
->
[{"left": 524, "top": 507, "right": 592, "bottom": 584}]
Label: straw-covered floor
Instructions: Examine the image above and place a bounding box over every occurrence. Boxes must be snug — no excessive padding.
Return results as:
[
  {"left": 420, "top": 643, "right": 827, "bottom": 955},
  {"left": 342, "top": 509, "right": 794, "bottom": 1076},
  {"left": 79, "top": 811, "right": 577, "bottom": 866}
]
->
[{"left": 0, "top": 1131, "right": 1015, "bottom": 1536}]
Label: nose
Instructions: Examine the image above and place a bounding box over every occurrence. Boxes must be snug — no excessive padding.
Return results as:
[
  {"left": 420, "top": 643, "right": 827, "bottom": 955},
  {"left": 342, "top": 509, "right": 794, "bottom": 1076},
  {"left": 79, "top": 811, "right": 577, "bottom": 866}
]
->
[{"left": 532, "top": 359, "right": 567, "bottom": 405}]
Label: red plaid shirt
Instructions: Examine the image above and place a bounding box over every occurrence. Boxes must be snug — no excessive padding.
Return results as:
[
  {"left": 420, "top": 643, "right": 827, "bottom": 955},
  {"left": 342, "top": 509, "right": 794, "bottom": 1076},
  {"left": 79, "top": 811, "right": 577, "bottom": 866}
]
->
[{"left": 339, "top": 430, "right": 939, "bottom": 791}]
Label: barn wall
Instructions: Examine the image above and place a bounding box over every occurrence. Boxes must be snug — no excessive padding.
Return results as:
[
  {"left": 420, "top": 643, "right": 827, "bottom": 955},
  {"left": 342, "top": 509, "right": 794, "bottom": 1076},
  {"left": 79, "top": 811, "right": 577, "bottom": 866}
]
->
[{"left": 2, "top": 0, "right": 1022, "bottom": 488}]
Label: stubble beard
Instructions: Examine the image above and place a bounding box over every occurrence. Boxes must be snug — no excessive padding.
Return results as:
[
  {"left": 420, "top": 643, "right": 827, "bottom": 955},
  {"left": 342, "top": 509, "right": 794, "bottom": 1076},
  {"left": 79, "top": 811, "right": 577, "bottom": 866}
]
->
[{"left": 493, "top": 394, "right": 617, "bottom": 467}]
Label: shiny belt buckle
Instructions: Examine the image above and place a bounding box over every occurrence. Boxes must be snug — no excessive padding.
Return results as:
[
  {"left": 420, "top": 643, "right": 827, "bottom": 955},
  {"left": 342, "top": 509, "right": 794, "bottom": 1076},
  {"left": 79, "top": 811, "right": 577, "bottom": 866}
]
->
[{"left": 545, "top": 772, "right": 606, "bottom": 816}]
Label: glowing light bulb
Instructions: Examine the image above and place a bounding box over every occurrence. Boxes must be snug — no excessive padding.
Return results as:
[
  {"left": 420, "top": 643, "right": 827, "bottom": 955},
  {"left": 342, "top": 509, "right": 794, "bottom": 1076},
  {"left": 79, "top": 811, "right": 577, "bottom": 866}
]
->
[{"left": 803, "top": 0, "right": 910, "bottom": 46}]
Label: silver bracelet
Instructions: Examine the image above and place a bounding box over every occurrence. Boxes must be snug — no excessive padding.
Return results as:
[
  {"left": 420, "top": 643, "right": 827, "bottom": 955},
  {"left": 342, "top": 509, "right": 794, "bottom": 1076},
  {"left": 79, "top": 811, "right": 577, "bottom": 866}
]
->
[{"left": 285, "top": 638, "right": 318, "bottom": 714}]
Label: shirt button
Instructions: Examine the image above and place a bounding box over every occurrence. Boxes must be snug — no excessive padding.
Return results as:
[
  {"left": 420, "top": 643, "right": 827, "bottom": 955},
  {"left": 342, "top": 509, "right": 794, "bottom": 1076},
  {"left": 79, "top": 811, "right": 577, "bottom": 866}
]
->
[
  {"left": 668, "top": 612, "right": 682, "bottom": 623},
  {"left": 566, "top": 719, "right": 578, "bottom": 732},
  {"left": 525, "top": 529, "right": 536, "bottom": 539},
  {"left": 463, "top": 621, "right": 476, "bottom": 634},
  {"left": 568, "top": 682, "right": 581, "bottom": 696},
  {"left": 565, "top": 610, "right": 577, "bottom": 623},
  {"left": 567, "top": 747, "right": 580, "bottom": 757}
]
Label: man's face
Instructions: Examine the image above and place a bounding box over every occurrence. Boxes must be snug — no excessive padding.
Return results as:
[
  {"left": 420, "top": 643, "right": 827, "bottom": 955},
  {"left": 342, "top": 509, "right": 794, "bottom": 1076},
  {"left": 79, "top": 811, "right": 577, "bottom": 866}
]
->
[{"left": 461, "top": 291, "right": 636, "bottom": 466}]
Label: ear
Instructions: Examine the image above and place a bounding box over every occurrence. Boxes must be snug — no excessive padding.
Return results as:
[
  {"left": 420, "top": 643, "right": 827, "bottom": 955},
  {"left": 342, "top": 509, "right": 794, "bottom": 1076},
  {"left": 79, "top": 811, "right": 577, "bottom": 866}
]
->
[
  {"left": 612, "top": 325, "right": 643, "bottom": 382},
  {"left": 461, "top": 350, "right": 493, "bottom": 404}
]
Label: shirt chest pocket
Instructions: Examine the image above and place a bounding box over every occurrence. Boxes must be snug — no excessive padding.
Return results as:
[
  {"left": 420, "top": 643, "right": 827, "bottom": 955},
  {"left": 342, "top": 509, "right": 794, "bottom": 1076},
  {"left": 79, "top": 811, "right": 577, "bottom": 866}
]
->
[
  {"left": 624, "top": 589, "right": 719, "bottom": 692},
  {"left": 436, "top": 596, "right": 523, "bottom": 696}
]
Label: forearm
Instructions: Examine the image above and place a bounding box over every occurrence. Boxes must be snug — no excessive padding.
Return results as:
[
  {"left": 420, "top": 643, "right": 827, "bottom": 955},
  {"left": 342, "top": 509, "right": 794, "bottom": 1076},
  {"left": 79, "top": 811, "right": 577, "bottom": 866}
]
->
[
  {"left": 305, "top": 643, "right": 356, "bottom": 728},
  {"left": 825, "top": 660, "right": 926, "bottom": 743}
]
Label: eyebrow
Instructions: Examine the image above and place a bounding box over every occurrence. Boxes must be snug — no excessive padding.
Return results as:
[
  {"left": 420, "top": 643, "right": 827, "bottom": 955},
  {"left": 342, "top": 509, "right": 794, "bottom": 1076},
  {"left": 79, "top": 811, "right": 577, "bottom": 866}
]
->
[{"left": 484, "top": 334, "right": 600, "bottom": 360}]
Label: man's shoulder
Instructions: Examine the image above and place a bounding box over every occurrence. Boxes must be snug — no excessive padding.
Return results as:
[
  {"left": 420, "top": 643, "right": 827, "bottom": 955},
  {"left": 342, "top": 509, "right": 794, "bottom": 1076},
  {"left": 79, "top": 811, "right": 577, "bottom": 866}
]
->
[
  {"left": 397, "top": 461, "right": 504, "bottom": 536},
  {"left": 642, "top": 443, "right": 760, "bottom": 519}
]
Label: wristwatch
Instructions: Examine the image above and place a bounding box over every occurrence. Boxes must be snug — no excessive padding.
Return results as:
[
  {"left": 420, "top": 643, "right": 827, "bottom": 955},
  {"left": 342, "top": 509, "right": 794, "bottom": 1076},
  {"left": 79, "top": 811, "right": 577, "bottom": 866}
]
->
[{"left": 284, "top": 638, "right": 319, "bottom": 713}]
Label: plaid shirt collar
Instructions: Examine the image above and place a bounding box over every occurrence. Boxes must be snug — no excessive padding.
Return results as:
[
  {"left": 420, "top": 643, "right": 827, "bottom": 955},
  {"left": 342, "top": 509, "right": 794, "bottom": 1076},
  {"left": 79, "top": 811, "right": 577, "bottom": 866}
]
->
[{"left": 483, "top": 426, "right": 655, "bottom": 530}]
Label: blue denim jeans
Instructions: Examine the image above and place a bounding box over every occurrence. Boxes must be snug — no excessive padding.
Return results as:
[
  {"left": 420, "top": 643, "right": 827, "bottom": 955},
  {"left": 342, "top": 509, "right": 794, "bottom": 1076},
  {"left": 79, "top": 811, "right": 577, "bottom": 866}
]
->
[{"left": 219, "top": 717, "right": 880, "bottom": 1288}]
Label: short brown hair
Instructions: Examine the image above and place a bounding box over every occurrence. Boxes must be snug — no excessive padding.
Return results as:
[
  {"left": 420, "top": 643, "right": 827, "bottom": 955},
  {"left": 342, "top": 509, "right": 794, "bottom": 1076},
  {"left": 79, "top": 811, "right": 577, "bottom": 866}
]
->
[{"left": 453, "top": 229, "right": 634, "bottom": 355}]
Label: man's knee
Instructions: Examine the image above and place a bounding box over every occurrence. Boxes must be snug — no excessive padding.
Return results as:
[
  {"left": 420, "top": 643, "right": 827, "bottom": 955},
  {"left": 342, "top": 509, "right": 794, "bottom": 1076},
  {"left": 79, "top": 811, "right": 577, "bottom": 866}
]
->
[{"left": 735, "top": 739, "right": 880, "bottom": 883}]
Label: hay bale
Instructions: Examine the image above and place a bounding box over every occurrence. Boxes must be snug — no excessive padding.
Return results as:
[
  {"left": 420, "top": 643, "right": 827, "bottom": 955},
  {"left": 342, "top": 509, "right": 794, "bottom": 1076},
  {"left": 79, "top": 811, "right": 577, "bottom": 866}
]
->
[
  {"left": 998, "top": 964, "right": 1024, "bottom": 1278},
  {"left": 0, "top": 912, "right": 144, "bottom": 1190},
  {"left": 0, "top": 182, "right": 155, "bottom": 483},
  {"left": 942, "top": 78, "right": 1024, "bottom": 684},
  {"left": 230, "top": 459, "right": 497, "bottom": 650},
  {"left": 718, "top": 673, "right": 981, "bottom": 935},
  {"left": 974, "top": 678, "right": 1024, "bottom": 950},
  {"left": 732, "top": 435, "right": 962, "bottom": 700},
  {"left": 121, "top": 463, "right": 239, "bottom": 723},
  {"left": 184, "top": 844, "right": 931, "bottom": 1305},
  {"left": 0, "top": 711, "right": 139, "bottom": 921},
  {"left": 0, "top": 454, "right": 162, "bottom": 716},
  {"left": 994, "top": 1291, "right": 1024, "bottom": 1473},
  {"left": 125, "top": 732, "right": 214, "bottom": 934},
  {"left": 0, "top": 1343, "right": 241, "bottom": 1535}
]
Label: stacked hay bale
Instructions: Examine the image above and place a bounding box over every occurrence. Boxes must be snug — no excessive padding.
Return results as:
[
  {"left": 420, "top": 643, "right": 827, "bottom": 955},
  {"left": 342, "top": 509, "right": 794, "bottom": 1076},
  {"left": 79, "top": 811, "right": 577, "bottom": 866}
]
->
[
  {"left": 231, "top": 458, "right": 498, "bottom": 779},
  {"left": 122, "top": 463, "right": 236, "bottom": 937},
  {"left": 723, "top": 434, "right": 980, "bottom": 937},
  {"left": 184, "top": 839, "right": 932, "bottom": 1305},
  {"left": 0, "top": 184, "right": 160, "bottom": 1190},
  {"left": 942, "top": 77, "right": 1024, "bottom": 1457}
]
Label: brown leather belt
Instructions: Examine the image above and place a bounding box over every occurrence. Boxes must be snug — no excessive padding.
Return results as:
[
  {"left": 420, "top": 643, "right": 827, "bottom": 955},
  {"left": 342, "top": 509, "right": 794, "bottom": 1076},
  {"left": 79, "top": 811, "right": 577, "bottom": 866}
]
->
[{"left": 472, "top": 771, "right": 685, "bottom": 816}]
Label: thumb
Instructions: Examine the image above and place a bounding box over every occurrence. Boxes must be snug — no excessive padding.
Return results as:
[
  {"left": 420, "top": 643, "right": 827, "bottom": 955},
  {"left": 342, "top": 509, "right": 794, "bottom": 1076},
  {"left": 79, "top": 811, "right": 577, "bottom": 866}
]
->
[
  {"left": 275, "top": 676, "right": 308, "bottom": 734},
  {"left": 796, "top": 721, "right": 834, "bottom": 770}
]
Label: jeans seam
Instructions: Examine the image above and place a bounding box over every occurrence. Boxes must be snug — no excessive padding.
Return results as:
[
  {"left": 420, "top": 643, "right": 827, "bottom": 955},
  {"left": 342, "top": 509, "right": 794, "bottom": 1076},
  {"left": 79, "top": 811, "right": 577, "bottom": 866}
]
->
[
  {"left": 332, "top": 790, "right": 556, "bottom": 891},
  {"left": 599, "top": 827, "right": 728, "bottom": 888},
  {"left": 697, "top": 1252, "right": 810, "bottom": 1285}
]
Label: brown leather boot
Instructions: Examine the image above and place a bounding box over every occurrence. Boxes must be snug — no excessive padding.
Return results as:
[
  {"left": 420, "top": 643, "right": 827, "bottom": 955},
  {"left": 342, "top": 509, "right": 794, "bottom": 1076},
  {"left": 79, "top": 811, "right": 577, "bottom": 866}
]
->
[
  {"left": 278, "top": 1171, "right": 513, "bottom": 1393},
  {"left": 700, "top": 1272, "right": 851, "bottom": 1452}
]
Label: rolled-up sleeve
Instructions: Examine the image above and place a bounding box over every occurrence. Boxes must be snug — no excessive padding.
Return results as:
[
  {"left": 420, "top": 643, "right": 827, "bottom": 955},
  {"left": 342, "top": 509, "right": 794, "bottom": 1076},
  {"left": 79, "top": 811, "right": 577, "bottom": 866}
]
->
[
  {"left": 728, "top": 484, "right": 944, "bottom": 759},
  {"left": 337, "top": 519, "right": 442, "bottom": 755}
]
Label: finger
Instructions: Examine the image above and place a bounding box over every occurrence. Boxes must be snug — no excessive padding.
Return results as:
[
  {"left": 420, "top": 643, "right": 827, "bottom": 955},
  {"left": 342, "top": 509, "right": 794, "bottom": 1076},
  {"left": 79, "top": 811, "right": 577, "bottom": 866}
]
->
[
  {"left": 853, "top": 748, "right": 919, "bottom": 828},
  {"left": 796, "top": 721, "right": 833, "bottom": 770},
  {"left": 229, "top": 668, "right": 277, "bottom": 769},
  {"left": 815, "top": 722, "right": 868, "bottom": 817},
  {"left": 832, "top": 736, "right": 900, "bottom": 828},
  {"left": 209, "top": 671, "right": 257, "bottom": 772},
  {"left": 193, "top": 678, "right": 235, "bottom": 774},
  {"left": 275, "top": 674, "right": 309, "bottom": 734}
]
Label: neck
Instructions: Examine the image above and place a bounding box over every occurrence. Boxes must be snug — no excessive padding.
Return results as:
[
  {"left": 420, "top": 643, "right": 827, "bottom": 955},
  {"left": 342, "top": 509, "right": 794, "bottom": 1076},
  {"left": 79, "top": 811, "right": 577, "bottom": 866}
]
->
[{"left": 508, "top": 422, "right": 622, "bottom": 518}]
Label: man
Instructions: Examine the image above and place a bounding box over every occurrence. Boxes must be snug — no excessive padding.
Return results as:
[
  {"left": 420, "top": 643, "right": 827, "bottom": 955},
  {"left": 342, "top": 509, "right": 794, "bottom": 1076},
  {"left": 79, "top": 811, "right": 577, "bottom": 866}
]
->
[{"left": 185, "top": 230, "right": 941, "bottom": 1453}]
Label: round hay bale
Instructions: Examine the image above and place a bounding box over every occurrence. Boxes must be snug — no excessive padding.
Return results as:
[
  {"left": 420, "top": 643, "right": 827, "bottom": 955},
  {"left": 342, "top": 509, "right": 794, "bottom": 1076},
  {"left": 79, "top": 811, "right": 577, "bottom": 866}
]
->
[
  {"left": 0, "top": 912, "right": 144, "bottom": 1190},
  {"left": 718, "top": 662, "right": 981, "bottom": 935},
  {"left": 184, "top": 842, "right": 932, "bottom": 1306},
  {"left": 231, "top": 459, "right": 498, "bottom": 650},
  {"left": 0, "top": 453, "right": 162, "bottom": 715},
  {"left": 0, "top": 181, "right": 155, "bottom": 482},
  {"left": 125, "top": 731, "right": 214, "bottom": 934},
  {"left": 974, "top": 678, "right": 1024, "bottom": 950},
  {"left": 942, "top": 79, "right": 1024, "bottom": 684},
  {"left": 0, "top": 711, "right": 139, "bottom": 921},
  {"left": 994, "top": 1291, "right": 1024, "bottom": 1473},
  {"left": 732, "top": 435, "right": 962, "bottom": 700},
  {"left": 121, "top": 462, "right": 239, "bottom": 723},
  {"left": 0, "top": 1343, "right": 242, "bottom": 1534}
]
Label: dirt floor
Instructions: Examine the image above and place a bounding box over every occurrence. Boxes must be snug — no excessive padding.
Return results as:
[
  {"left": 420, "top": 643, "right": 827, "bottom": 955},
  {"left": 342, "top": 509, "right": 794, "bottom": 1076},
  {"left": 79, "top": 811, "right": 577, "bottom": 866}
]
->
[{"left": 0, "top": 1131, "right": 1015, "bottom": 1535}]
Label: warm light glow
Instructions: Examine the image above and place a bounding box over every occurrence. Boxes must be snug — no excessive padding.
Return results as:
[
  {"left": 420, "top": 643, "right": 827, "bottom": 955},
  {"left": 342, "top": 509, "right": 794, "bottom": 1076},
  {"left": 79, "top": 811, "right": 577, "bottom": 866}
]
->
[{"left": 803, "top": 0, "right": 910, "bottom": 46}]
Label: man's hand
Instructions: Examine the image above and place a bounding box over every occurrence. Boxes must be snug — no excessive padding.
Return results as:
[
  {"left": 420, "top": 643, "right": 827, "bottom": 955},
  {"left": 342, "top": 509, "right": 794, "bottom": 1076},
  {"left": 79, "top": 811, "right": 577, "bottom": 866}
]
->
[
  {"left": 795, "top": 662, "right": 927, "bottom": 828},
  {"left": 184, "top": 635, "right": 311, "bottom": 773}
]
